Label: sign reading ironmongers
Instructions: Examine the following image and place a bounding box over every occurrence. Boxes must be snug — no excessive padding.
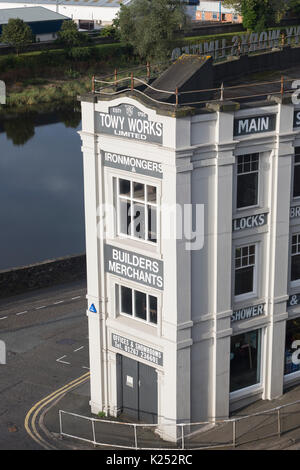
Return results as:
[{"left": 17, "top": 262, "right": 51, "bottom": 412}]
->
[
  {"left": 105, "top": 244, "right": 163, "bottom": 290},
  {"left": 111, "top": 333, "right": 163, "bottom": 366},
  {"left": 96, "top": 103, "right": 163, "bottom": 144},
  {"left": 234, "top": 114, "right": 276, "bottom": 137},
  {"left": 233, "top": 213, "right": 268, "bottom": 232},
  {"left": 101, "top": 150, "right": 163, "bottom": 178},
  {"left": 231, "top": 303, "right": 265, "bottom": 323}
]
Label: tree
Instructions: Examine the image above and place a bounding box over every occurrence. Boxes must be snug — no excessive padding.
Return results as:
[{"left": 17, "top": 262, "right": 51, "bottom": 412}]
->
[
  {"left": 0, "top": 18, "right": 33, "bottom": 55},
  {"left": 116, "top": 0, "right": 189, "bottom": 62},
  {"left": 223, "top": 0, "right": 287, "bottom": 30},
  {"left": 288, "top": 0, "right": 300, "bottom": 15},
  {"left": 57, "top": 20, "right": 84, "bottom": 47}
]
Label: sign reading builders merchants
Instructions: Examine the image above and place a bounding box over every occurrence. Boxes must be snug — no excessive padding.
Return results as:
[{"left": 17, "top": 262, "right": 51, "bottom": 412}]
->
[
  {"left": 234, "top": 114, "right": 276, "bottom": 137},
  {"left": 231, "top": 303, "right": 265, "bottom": 323},
  {"left": 96, "top": 103, "right": 163, "bottom": 144},
  {"left": 101, "top": 150, "right": 163, "bottom": 178},
  {"left": 111, "top": 333, "right": 163, "bottom": 366},
  {"left": 105, "top": 244, "right": 163, "bottom": 290}
]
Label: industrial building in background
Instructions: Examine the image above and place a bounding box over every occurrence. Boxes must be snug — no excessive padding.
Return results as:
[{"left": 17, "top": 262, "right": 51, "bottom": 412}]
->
[
  {"left": 0, "top": 0, "right": 240, "bottom": 28},
  {"left": 79, "top": 39, "right": 300, "bottom": 441},
  {"left": 0, "top": 6, "right": 70, "bottom": 41},
  {"left": 196, "top": 1, "right": 242, "bottom": 23}
]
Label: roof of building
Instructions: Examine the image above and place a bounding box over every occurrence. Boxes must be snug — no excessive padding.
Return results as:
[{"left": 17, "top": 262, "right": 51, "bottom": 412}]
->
[
  {"left": 0, "top": 0, "right": 128, "bottom": 8},
  {"left": 0, "top": 6, "right": 70, "bottom": 23}
]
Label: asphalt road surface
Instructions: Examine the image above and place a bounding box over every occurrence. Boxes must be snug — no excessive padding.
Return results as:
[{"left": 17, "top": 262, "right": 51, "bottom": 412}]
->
[{"left": 0, "top": 280, "right": 89, "bottom": 450}]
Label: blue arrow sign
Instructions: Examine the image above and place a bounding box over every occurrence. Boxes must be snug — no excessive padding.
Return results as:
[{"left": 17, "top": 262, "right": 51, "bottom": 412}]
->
[{"left": 89, "top": 303, "right": 97, "bottom": 313}]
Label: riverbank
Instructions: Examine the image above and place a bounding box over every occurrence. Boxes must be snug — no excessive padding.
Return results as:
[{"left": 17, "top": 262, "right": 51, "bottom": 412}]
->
[{"left": 1, "top": 24, "right": 299, "bottom": 114}]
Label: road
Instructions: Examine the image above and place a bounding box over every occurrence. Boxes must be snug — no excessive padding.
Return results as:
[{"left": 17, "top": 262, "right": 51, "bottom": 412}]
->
[{"left": 0, "top": 280, "right": 89, "bottom": 450}]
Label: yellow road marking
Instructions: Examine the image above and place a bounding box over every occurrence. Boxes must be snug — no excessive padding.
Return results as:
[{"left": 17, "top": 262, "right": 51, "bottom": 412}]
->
[{"left": 25, "top": 372, "right": 90, "bottom": 449}]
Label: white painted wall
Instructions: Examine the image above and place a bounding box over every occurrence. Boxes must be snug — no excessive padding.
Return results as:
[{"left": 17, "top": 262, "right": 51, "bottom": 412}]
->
[{"left": 0, "top": 3, "right": 119, "bottom": 24}]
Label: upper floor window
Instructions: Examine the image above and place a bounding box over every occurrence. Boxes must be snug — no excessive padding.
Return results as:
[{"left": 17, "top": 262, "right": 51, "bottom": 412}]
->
[
  {"left": 236, "top": 153, "right": 259, "bottom": 209},
  {"left": 118, "top": 284, "right": 158, "bottom": 325},
  {"left": 235, "top": 244, "right": 256, "bottom": 298},
  {"left": 117, "top": 178, "right": 157, "bottom": 244},
  {"left": 291, "top": 233, "right": 300, "bottom": 282},
  {"left": 293, "top": 148, "right": 300, "bottom": 199}
]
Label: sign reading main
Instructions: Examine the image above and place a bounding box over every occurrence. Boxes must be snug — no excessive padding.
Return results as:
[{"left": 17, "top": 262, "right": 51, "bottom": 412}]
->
[
  {"left": 101, "top": 150, "right": 163, "bottom": 178},
  {"left": 234, "top": 114, "right": 276, "bottom": 137},
  {"left": 233, "top": 213, "right": 268, "bottom": 232},
  {"left": 96, "top": 103, "right": 163, "bottom": 144},
  {"left": 231, "top": 303, "right": 265, "bottom": 323},
  {"left": 111, "top": 333, "right": 163, "bottom": 366},
  {"left": 105, "top": 244, "right": 163, "bottom": 290}
]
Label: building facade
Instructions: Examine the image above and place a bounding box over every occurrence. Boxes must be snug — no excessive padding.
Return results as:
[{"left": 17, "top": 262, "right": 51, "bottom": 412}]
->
[
  {"left": 0, "top": 0, "right": 124, "bottom": 28},
  {"left": 196, "top": 1, "right": 242, "bottom": 23},
  {"left": 0, "top": 6, "right": 70, "bottom": 41},
  {"left": 79, "top": 58, "right": 300, "bottom": 440}
]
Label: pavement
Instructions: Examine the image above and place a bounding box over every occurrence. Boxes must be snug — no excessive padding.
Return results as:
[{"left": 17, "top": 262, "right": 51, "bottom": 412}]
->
[
  {"left": 3, "top": 280, "right": 300, "bottom": 450},
  {"left": 0, "top": 280, "right": 88, "bottom": 450},
  {"left": 38, "top": 374, "right": 300, "bottom": 451}
]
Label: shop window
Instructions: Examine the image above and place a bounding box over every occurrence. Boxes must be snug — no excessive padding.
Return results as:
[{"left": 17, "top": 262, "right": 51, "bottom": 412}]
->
[
  {"left": 284, "top": 319, "right": 300, "bottom": 375},
  {"left": 117, "top": 178, "right": 157, "bottom": 243},
  {"left": 236, "top": 153, "right": 259, "bottom": 209},
  {"left": 118, "top": 284, "right": 158, "bottom": 325},
  {"left": 291, "top": 234, "right": 300, "bottom": 282},
  {"left": 234, "top": 244, "right": 256, "bottom": 297},
  {"left": 230, "top": 329, "right": 262, "bottom": 392},
  {"left": 293, "top": 148, "right": 300, "bottom": 198}
]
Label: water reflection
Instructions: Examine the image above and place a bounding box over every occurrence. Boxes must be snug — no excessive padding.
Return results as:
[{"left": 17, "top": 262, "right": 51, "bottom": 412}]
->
[{"left": 0, "top": 107, "right": 85, "bottom": 270}]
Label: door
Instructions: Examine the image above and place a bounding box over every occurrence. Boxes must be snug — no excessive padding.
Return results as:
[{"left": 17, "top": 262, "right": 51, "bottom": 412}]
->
[
  {"left": 119, "top": 355, "right": 158, "bottom": 423},
  {"left": 121, "top": 355, "right": 139, "bottom": 420},
  {"left": 139, "top": 362, "right": 158, "bottom": 424}
]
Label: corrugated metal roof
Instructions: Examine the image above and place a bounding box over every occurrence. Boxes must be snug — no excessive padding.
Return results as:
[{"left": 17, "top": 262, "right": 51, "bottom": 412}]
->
[
  {"left": 0, "top": 0, "right": 128, "bottom": 7},
  {"left": 0, "top": 6, "right": 70, "bottom": 23}
]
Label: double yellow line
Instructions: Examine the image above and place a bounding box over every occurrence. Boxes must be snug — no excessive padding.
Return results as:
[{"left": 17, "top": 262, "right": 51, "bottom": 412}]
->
[{"left": 24, "top": 371, "right": 90, "bottom": 450}]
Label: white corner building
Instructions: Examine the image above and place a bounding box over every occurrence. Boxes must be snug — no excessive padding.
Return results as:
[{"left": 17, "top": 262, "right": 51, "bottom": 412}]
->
[{"left": 79, "top": 52, "right": 300, "bottom": 440}]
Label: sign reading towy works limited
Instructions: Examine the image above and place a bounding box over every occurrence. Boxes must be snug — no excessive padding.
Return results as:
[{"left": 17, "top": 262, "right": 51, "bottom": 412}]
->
[
  {"left": 96, "top": 103, "right": 163, "bottom": 143},
  {"left": 105, "top": 244, "right": 163, "bottom": 290}
]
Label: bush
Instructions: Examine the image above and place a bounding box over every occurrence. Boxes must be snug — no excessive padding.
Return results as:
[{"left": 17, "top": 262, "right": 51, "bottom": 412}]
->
[{"left": 68, "top": 46, "right": 92, "bottom": 60}]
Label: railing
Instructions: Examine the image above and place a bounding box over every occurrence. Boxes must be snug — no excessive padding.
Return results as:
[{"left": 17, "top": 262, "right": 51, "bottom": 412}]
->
[
  {"left": 92, "top": 73, "right": 297, "bottom": 108},
  {"left": 59, "top": 398, "right": 300, "bottom": 449}
]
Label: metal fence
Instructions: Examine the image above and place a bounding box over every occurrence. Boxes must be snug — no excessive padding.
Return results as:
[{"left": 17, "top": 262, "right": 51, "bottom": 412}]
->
[{"left": 59, "top": 398, "right": 300, "bottom": 449}]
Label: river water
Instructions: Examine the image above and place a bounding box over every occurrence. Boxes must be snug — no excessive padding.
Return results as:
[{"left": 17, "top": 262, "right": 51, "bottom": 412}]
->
[{"left": 0, "top": 109, "right": 86, "bottom": 271}]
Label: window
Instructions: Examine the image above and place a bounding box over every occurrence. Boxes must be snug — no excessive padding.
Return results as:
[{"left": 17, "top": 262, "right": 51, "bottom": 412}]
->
[
  {"left": 230, "top": 329, "right": 262, "bottom": 392},
  {"left": 291, "top": 234, "right": 300, "bottom": 282},
  {"left": 293, "top": 148, "right": 300, "bottom": 198},
  {"left": 284, "top": 319, "right": 300, "bottom": 375},
  {"left": 236, "top": 153, "right": 259, "bottom": 209},
  {"left": 235, "top": 244, "right": 256, "bottom": 297},
  {"left": 117, "top": 178, "right": 157, "bottom": 243},
  {"left": 118, "top": 285, "right": 158, "bottom": 325}
]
